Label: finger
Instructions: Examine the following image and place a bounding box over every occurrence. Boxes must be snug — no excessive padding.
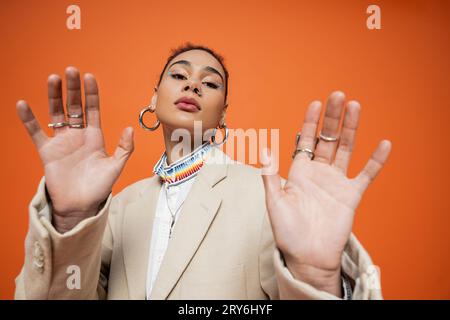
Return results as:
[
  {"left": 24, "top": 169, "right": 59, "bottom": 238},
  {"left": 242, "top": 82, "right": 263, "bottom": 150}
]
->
[
  {"left": 260, "top": 148, "right": 283, "bottom": 205},
  {"left": 47, "top": 74, "right": 67, "bottom": 135},
  {"left": 84, "top": 73, "right": 101, "bottom": 128},
  {"left": 293, "top": 100, "right": 322, "bottom": 161},
  {"left": 333, "top": 100, "right": 361, "bottom": 174},
  {"left": 16, "top": 100, "right": 49, "bottom": 149},
  {"left": 314, "top": 91, "right": 346, "bottom": 164},
  {"left": 354, "top": 140, "right": 392, "bottom": 193},
  {"left": 113, "top": 127, "right": 135, "bottom": 167},
  {"left": 65, "top": 66, "right": 84, "bottom": 128}
]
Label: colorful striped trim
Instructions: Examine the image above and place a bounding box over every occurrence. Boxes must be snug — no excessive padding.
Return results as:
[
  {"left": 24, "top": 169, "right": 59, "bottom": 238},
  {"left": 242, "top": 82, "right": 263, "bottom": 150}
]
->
[{"left": 153, "top": 142, "right": 212, "bottom": 186}]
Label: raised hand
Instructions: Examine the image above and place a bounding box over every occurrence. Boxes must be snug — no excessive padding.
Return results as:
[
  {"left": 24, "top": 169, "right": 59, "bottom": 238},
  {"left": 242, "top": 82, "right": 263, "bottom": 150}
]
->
[
  {"left": 261, "top": 91, "right": 391, "bottom": 297},
  {"left": 16, "top": 67, "right": 135, "bottom": 233}
]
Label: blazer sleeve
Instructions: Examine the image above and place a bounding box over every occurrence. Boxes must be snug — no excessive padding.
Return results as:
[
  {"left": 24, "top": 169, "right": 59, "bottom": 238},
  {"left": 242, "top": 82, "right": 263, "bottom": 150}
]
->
[
  {"left": 258, "top": 205, "right": 383, "bottom": 300},
  {"left": 14, "top": 176, "right": 114, "bottom": 300},
  {"left": 272, "top": 234, "right": 383, "bottom": 300}
]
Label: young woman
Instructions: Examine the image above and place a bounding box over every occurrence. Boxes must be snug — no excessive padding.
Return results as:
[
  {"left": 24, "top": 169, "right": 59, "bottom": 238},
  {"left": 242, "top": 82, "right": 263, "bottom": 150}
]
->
[{"left": 14, "top": 43, "right": 391, "bottom": 300}]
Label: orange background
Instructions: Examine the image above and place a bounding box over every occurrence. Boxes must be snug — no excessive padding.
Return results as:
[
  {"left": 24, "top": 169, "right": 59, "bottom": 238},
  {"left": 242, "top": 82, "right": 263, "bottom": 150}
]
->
[{"left": 1, "top": 0, "right": 449, "bottom": 299}]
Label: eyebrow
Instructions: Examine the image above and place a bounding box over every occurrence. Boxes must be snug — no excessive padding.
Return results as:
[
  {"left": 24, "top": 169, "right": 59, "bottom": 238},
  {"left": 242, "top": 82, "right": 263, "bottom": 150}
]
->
[{"left": 167, "top": 60, "right": 224, "bottom": 83}]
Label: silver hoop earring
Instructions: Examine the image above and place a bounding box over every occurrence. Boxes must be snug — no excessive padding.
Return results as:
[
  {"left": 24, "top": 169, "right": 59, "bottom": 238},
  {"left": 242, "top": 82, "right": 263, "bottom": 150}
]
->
[
  {"left": 211, "top": 124, "right": 229, "bottom": 146},
  {"left": 138, "top": 106, "right": 160, "bottom": 131}
]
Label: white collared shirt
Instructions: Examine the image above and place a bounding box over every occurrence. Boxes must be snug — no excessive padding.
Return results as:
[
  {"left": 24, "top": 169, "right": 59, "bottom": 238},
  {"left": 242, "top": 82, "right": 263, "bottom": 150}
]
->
[
  {"left": 146, "top": 142, "right": 213, "bottom": 299},
  {"left": 145, "top": 176, "right": 196, "bottom": 299}
]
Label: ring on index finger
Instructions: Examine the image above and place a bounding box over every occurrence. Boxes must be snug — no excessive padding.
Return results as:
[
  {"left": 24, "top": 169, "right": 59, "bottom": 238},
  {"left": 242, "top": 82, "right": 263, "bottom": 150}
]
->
[{"left": 48, "top": 121, "right": 68, "bottom": 128}]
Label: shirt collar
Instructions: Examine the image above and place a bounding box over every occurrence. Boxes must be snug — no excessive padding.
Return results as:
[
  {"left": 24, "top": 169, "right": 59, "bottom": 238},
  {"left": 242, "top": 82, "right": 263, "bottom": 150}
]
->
[{"left": 153, "top": 142, "right": 212, "bottom": 186}]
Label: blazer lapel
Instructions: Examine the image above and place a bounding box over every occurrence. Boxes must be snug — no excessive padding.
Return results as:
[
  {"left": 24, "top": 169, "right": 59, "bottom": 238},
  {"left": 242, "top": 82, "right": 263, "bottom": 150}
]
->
[
  {"left": 122, "top": 175, "right": 162, "bottom": 299},
  {"left": 149, "top": 147, "right": 230, "bottom": 299}
]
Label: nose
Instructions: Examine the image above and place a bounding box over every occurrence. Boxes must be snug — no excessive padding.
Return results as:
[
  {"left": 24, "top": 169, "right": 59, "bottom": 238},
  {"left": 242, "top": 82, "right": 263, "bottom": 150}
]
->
[{"left": 183, "top": 79, "right": 202, "bottom": 97}]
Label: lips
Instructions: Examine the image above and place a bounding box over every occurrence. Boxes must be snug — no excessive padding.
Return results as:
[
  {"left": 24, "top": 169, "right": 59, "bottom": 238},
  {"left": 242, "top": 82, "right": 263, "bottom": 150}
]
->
[{"left": 174, "top": 96, "right": 201, "bottom": 112}]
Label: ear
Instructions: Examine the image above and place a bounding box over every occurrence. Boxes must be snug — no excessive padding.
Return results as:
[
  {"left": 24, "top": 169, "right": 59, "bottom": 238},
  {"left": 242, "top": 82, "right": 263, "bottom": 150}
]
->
[
  {"left": 219, "top": 102, "right": 228, "bottom": 127},
  {"left": 149, "top": 86, "right": 158, "bottom": 111},
  {"left": 222, "top": 102, "right": 228, "bottom": 117}
]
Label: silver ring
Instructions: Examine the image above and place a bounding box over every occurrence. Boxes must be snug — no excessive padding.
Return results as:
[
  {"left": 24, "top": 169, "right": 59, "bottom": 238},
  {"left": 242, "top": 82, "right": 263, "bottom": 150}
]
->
[
  {"left": 68, "top": 113, "right": 83, "bottom": 118},
  {"left": 69, "top": 123, "right": 85, "bottom": 129},
  {"left": 319, "top": 132, "right": 339, "bottom": 142},
  {"left": 292, "top": 148, "right": 315, "bottom": 159},
  {"left": 48, "top": 122, "right": 68, "bottom": 128}
]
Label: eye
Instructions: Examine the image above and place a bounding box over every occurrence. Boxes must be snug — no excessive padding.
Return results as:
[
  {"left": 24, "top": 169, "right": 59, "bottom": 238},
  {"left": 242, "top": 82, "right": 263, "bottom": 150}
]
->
[
  {"left": 203, "top": 82, "right": 220, "bottom": 89},
  {"left": 170, "top": 73, "right": 187, "bottom": 80}
]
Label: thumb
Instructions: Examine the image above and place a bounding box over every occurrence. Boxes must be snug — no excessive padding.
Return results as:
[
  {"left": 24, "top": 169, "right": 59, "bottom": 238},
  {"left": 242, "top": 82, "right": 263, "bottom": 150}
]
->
[
  {"left": 260, "top": 147, "right": 282, "bottom": 203},
  {"left": 113, "top": 126, "right": 135, "bottom": 165}
]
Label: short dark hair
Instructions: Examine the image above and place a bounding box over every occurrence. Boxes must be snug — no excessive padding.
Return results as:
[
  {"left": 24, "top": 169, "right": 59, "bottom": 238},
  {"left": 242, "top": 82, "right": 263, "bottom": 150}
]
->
[{"left": 157, "top": 42, "right": 229, "bottom": 101}]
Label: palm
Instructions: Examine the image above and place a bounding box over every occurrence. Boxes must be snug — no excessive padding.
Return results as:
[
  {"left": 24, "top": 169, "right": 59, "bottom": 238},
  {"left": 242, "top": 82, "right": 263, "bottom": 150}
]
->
[
  {"left": 16, "top": 67, "right": 134, "bottom": 215},
  {"left": 261, "top": 91, "right": 391, "bottom": 274},
  {"left": 41, "top": 127, "right": 119, "bottom": 214},
  {"left": 272, "top": 159, "right": 360, "bottom": 271}
]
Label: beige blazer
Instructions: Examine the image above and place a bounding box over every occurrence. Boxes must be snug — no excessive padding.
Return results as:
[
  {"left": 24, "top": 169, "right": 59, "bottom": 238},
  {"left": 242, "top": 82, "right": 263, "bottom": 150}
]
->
[{"left": 14, "top": 147, "right": 382, "bottom": 300}]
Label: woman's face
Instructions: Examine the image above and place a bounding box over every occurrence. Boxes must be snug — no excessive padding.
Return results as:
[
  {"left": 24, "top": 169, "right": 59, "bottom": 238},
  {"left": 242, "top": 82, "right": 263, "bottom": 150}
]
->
[{"left": 153, "top": 49, "right": 227, "bottom": 135}]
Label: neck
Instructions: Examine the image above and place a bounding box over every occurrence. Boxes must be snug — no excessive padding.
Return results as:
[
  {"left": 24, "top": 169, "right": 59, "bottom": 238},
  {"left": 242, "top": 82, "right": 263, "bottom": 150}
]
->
[{"left": 162, "top": 126, "right": 207, "bottom": 165}]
